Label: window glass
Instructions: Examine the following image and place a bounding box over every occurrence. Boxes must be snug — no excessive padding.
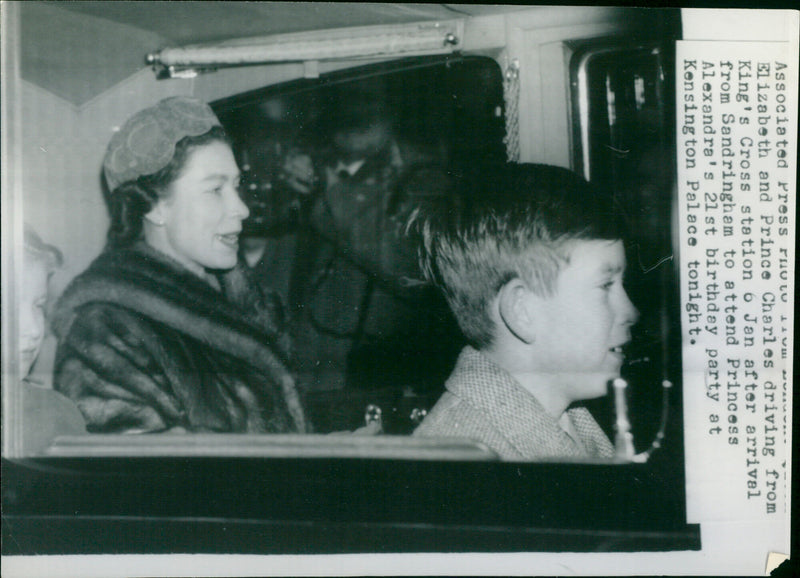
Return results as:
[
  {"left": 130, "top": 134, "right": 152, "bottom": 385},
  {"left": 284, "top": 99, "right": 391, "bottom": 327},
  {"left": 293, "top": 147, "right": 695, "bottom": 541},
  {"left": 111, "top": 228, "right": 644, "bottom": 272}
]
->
[
  {"left": 213, "top": 56, "right": 506, "bottom": 436},
  {"left": 9, "top": 55, "right": 507, "bottom": 457}
]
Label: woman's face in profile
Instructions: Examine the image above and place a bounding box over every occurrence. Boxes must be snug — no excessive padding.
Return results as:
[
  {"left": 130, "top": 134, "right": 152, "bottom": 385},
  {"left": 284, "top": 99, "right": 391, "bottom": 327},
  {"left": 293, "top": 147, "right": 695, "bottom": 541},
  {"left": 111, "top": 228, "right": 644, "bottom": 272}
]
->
[
  {"left": 149, "top": 141, "right": 250, "bottom": 276},
  {"left": 19, "top": 258, "right": 49, "bottom": 379}
]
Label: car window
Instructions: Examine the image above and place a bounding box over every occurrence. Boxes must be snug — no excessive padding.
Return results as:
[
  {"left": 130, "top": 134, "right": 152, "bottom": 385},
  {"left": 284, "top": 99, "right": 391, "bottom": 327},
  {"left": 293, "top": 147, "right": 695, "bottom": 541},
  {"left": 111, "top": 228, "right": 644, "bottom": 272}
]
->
[
  {"left": 5, "top": 56, "right": 507, "bottom": 458},
  {"left": 212, "top": 56, "right": 506, "bottom": 437}
]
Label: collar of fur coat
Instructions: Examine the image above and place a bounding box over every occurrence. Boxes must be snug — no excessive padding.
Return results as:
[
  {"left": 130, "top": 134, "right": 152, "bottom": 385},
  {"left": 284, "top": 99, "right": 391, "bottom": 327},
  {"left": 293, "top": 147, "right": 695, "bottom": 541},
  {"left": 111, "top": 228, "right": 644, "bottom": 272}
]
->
[{"left": 52, "top": 242, "right": 305, "bottom": 432}]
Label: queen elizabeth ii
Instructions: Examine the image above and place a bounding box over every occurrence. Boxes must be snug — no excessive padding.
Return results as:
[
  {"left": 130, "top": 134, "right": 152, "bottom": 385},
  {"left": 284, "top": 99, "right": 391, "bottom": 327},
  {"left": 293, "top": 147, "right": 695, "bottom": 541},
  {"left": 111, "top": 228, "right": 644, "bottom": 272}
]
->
[{"left": 51, "top": 97, "right": 306, "bottom": 434}]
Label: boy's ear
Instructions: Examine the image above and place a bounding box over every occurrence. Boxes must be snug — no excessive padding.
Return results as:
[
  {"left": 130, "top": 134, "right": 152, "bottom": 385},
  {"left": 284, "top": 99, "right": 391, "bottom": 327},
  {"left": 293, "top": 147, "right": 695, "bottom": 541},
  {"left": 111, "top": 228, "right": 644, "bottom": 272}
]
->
[{"left": 497, "top": 278, "right": 537, "bottom": 344}]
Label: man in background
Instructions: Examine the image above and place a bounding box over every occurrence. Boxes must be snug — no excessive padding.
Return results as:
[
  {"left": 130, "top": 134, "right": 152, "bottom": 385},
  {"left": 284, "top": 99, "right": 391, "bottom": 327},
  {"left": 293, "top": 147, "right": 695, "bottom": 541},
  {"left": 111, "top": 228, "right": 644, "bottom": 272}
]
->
[{"left": 280, "top": 83, "right": 461, "bottom": 432}]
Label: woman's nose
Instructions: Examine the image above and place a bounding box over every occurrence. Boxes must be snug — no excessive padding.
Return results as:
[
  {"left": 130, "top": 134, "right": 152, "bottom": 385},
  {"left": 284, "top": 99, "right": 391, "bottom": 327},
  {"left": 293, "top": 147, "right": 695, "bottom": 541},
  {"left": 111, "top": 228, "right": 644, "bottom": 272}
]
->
[
  {"left": 620, "top": 288, "right": 640, "bottom": 326},
  {"left": 228, "top": 187, "right": 250, "bottom": 220}
]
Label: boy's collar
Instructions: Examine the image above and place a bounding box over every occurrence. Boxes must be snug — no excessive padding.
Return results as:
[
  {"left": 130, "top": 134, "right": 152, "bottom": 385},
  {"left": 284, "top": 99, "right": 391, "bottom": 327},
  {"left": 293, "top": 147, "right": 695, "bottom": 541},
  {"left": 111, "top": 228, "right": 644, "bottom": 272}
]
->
[{"left": 447, "top": 346, "right": 604, "bottom": 458}]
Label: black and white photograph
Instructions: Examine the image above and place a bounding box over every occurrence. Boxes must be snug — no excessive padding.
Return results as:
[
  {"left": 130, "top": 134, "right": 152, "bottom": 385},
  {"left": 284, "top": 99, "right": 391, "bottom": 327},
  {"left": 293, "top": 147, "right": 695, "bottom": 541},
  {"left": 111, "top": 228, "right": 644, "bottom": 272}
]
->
[{"left": 1, "top": 3, "right": 794, "bottom": 576}]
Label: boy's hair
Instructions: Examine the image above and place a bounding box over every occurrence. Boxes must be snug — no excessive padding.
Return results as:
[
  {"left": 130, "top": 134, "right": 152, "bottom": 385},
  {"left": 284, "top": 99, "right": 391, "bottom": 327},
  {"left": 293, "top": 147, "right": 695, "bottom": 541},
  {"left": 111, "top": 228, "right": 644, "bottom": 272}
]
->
[{"left": 410, "top": 162, "right": 622, "bottom": 349}]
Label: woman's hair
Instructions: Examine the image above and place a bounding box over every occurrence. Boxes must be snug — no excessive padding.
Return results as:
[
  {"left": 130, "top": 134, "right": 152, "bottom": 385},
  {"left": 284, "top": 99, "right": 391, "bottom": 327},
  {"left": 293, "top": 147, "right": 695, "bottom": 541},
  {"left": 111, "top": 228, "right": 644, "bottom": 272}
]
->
[
  {"left": 24, "top": 224, "right": 63, "bottom": 273},
  {"left": 106, "top": 126, "right": 230, "bottom": 247}
]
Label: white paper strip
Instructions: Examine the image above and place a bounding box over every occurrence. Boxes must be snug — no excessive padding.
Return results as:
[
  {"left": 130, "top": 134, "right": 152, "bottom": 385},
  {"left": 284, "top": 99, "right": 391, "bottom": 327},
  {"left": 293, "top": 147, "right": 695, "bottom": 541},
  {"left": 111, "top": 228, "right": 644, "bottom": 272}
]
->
[{"left": 676, "top": 41, "right": 796, "bottom": 536}]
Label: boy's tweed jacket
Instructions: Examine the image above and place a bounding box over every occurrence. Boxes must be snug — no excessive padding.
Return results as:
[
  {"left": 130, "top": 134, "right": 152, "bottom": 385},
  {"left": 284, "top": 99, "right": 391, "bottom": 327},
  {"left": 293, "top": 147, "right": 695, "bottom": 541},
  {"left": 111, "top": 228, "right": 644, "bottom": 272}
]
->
[
  {"left": 414, "top": 347, "right": 615, "bottom": 460},
  {"left": 52, "top": 243, "right": 306, "bottom": 434}
]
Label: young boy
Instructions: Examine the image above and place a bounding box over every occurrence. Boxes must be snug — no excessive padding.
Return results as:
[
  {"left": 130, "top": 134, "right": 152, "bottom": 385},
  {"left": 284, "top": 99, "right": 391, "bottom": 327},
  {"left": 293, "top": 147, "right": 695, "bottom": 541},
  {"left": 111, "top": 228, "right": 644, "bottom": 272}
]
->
[{"left": 411, "top": 163, "right": 638, "bottom": 460}]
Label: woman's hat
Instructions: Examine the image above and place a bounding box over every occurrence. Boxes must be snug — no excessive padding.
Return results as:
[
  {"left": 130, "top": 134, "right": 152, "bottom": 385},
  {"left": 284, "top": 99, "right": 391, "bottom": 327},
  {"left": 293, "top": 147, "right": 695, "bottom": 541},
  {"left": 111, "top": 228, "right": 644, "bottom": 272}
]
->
[{"left": 103, "top": 96, "right": 221, "bottom": 191}]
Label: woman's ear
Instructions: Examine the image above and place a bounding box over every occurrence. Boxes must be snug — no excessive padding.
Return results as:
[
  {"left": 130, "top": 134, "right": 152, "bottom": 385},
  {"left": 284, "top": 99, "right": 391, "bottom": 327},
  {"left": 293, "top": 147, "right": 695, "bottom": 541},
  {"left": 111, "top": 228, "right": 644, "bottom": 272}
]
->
[
  {"left": 497, "top": 278, "right": 537, "bottom": 344},
  {"left": 143, "top": 202, "right": 165, "bottom": 227}
]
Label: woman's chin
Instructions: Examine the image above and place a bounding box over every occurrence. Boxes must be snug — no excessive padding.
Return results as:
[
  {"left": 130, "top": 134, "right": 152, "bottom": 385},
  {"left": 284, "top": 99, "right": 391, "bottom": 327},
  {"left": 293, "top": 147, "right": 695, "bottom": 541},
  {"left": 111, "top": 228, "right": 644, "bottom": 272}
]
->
[{"left": 201, "top": 251, "right": 238, "bottom": 271}]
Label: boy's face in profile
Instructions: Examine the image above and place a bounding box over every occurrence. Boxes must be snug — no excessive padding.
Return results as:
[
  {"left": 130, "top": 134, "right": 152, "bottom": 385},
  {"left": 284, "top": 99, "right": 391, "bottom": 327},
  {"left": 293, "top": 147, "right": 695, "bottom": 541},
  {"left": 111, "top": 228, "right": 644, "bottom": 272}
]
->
[{"left": 530, "top": 239, "right": 638, "bottom": 402}]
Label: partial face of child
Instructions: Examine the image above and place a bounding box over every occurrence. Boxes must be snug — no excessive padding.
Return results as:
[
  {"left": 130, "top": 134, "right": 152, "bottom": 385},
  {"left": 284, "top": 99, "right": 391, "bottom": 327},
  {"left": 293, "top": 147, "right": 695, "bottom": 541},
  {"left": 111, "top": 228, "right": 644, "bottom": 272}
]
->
[
  {"left": 19, "top": 258, "right": 49, "bottom": 380},
  {"left": 531, "top": 239, "right": 638, "bottom": 403}
]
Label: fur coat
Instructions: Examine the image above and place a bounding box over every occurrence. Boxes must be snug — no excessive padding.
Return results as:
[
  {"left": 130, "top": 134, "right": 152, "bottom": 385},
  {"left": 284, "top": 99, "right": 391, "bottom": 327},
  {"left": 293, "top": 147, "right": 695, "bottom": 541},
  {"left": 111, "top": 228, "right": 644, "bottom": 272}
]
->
[
  {"left": 51, "top": 243, "right": 306, "bottom": 434},
  {"left": 414, "top": 347, "right": 615, "bottom": 460}
]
